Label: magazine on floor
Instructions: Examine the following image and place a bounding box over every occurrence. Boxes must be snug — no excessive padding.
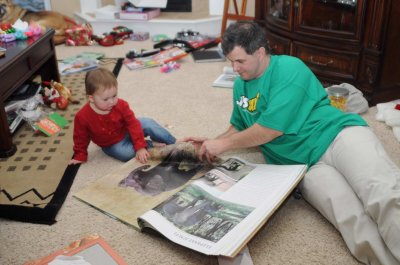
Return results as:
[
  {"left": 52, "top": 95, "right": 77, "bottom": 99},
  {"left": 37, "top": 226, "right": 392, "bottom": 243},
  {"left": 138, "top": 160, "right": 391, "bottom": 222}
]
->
[
  {"left": 123, "top": 47, "right": 187, "bottom": 70},
  {"left": 58, "top": 52, "right": 104, "bottom": 75},
  {"left": 212, "top": 66, "right": 239, "bottom": 88},
  {"left": 58, "top": 59, "right": 98, "bottom": 75},
  {"left": 74, "top": 143, "right": 307, "bottom": 258}
]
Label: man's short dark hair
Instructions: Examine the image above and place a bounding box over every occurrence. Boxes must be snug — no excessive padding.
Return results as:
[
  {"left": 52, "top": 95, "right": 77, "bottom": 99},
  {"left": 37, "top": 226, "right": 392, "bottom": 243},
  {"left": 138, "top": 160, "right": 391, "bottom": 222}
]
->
[{"left": 221, "top": 21, "right": 271, "bottom": 56}]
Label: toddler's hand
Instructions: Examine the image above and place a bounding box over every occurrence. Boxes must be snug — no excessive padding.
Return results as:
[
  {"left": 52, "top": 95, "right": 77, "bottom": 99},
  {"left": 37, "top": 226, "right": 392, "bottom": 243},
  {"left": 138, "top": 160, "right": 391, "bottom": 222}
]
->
[
  {"left": 69, "top": 159, "right": 84, "bottom": 165},
  {"left": 136, "top": 148, "right": 150, "bottom": 163}
]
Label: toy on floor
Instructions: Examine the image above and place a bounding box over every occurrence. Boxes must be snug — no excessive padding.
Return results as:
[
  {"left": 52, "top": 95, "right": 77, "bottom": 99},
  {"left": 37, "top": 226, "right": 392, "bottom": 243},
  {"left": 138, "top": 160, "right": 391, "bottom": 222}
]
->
[
  {"left": 42, "top": 85, "right": 63, "bottom": 109},
  {"left": 41, "top": 81, "right": 79, "bottom": 110},
  {"left": 160, "top": 61, "right": 180, "bottom": 73},
  {"left": 65, "top": 23, "right": 93, "bottom": 46},
  {"left": 92, "top": 26, "right": 133, "bottom": 46},
  {"left": 375, "top": 99, "right": 400, "bottom": 142}
]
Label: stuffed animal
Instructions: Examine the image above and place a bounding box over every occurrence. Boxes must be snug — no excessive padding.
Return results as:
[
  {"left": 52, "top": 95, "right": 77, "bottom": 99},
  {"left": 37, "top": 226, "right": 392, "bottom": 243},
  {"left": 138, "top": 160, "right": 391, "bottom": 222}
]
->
[
  {"left": 41, "top": 81, "right": 79, "bottom": 110},
  {"left": 42, "top": 86, "right": 62, "bottom": 109},
  {"left": 0, "top": 0, "right": 77, "bottom": 44},
  {"left": 51, "top": 81, "right": 79, "bottom": 105}
]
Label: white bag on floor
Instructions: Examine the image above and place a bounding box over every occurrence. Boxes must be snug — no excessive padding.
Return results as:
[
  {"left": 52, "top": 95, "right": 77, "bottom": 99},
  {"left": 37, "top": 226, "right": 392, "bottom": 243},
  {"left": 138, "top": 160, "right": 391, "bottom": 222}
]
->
[
  {"left": 325, "top": 83, "right": 369, "bottom": 114},
  {"left": 375, "top": 99, "right": 400, "bottom": 142}
]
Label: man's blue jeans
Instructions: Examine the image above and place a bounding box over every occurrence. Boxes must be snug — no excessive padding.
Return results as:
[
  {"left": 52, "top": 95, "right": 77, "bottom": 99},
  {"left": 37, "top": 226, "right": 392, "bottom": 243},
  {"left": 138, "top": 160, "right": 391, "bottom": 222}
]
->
[{"left": 102, "top": 117, "right": 176, "bottom": 162}]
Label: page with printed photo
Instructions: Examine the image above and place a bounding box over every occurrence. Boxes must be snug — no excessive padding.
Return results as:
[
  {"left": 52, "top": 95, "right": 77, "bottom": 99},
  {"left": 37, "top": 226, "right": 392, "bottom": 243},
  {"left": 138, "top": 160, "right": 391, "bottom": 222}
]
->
[{"left": 139, "top": 161, "right": 307, "bottom": 257}]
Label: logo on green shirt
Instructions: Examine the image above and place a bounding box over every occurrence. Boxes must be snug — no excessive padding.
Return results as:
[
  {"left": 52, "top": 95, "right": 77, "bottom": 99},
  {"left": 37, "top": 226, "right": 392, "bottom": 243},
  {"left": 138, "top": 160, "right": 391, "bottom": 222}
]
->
[{"left": 236, "top": 92, "right": 260, "bottom": 113}]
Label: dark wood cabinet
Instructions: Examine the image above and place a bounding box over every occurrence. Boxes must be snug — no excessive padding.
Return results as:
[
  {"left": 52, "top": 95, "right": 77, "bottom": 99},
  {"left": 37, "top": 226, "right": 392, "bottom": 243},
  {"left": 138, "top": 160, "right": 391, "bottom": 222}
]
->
[{"left": 255, "top": 0, "right": 400, "bottom": 105}]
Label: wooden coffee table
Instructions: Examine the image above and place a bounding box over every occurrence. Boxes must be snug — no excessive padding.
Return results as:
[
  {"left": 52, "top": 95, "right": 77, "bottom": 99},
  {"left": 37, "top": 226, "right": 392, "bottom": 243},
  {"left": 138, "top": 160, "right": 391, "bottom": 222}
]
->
[{"left": 0, "top": 29, "right": 60, "bottom": 157}]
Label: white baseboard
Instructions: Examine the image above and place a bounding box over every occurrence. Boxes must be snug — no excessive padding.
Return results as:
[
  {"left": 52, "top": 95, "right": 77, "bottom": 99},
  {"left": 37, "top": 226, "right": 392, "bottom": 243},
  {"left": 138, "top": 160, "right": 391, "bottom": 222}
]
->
[{"left": 74, "top": 12, "right": 223, "bottom": 38}]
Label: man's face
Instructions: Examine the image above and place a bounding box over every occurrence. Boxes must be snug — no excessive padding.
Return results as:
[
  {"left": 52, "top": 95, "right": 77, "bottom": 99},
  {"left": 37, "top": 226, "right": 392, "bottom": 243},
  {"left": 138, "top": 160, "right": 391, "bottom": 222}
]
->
[{"left": 226, "top": 46, "right": 264, "bottom": 81}]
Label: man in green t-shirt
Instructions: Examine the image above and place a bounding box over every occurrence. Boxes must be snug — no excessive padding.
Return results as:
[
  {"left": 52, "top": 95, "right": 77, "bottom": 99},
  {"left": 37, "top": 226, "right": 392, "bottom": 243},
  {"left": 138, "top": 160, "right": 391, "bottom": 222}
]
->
[{"left": 184, "top": 21, "right": 400, "bottom": 265}]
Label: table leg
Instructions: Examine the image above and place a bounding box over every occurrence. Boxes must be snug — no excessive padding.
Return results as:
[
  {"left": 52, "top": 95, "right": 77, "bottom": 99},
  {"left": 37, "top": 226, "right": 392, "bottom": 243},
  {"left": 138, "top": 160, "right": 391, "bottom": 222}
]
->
[{"left": 0, "top": 103, "right": 17, "bottom": 158}]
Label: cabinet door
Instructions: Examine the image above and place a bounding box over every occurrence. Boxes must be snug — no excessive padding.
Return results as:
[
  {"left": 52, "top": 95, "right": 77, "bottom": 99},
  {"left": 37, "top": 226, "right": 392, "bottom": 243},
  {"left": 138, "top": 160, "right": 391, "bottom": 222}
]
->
[
  {"left": 268, "top": 32, "right": 291, "bottom": 55},
  {"left": 264, "top": 0, "right": 294, "bottom": 31},
  {"left": 294, "top": 0, "right": 365, "bottom": 41}
]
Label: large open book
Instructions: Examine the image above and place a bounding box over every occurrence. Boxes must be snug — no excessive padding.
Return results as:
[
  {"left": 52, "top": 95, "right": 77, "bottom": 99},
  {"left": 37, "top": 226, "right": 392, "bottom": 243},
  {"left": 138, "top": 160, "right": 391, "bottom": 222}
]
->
[{"left": 74, "top": 143, "right": 307, "bottom": 258}]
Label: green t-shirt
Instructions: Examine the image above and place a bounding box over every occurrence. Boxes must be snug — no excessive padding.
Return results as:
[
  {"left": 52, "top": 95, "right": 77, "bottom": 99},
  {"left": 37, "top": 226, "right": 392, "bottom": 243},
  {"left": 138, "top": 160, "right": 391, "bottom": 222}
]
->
[{"left": 230, "top": 55, "right": 367, "bottom": 166}]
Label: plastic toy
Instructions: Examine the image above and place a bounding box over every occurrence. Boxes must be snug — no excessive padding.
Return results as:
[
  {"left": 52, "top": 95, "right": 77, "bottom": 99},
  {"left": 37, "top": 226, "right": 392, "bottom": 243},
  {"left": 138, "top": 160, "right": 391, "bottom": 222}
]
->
[
  {"left": 0, "top": 32, "right": 16, "bottom": 42},
  {"left": 160, "top": 61, "right": 180, "bottom": 73},
  {"left": 0, "top": 20, "right": 43, "bottom": 42},
  {"left": 92, "top": 26, "right": 132, "bottom": 47},
  {"left": 152, "top": 34, "right": 169, "bottom": 42}
]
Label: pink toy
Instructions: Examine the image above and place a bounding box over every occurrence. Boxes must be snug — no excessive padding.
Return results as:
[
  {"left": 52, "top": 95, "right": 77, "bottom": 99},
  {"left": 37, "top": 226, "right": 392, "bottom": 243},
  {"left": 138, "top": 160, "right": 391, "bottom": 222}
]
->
[{"left": 160, "top": 61, "right": 180, "bottom": 73}]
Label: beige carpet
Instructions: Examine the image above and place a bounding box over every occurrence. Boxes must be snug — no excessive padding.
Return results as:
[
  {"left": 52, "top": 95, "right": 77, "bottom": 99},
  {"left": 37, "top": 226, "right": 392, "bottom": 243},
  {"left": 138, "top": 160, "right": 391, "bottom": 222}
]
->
[
  {"left": 1, "top": 40, "right": 399, "bottom": 265},
  {"left": 0, "top": 59, "right": 119, "bottom": 224}
]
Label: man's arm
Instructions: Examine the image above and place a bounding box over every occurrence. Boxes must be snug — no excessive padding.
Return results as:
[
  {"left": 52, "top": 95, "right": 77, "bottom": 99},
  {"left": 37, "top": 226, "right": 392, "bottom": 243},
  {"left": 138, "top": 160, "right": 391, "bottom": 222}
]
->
[
  {"left": 199, "top": 123, "right": 282, "bottom": 162},
  {"left": 215, "top": 125, "right": 238, "bottom": 139},
  {"left": 180, "top": 125, "right": 238, "bottom": 144}
]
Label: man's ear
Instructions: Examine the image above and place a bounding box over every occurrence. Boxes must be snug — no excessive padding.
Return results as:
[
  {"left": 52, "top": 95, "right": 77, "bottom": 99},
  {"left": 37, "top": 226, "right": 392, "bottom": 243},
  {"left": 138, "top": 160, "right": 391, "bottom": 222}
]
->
[
  {"left": 257, "top": 47, "right": 266, "bottom": 57},
  {"left": 88, "top": 95, "right": 94, "bottom": 103}
]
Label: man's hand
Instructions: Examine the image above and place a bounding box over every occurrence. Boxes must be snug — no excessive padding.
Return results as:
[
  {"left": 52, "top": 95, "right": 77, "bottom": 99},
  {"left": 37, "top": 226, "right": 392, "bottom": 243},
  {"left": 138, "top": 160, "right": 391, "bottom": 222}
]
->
[
  {"left": 198, "top": 139, "right": 227, "bottom": 163},
  {"left": 179, "top": 136, "right": 208, "bottom": 144},
  {"left": 179, "top": 136, "right": 208, "bottom": 152},
  {"left": 136, "top": 148, "right": 150, "bottom": 163}
]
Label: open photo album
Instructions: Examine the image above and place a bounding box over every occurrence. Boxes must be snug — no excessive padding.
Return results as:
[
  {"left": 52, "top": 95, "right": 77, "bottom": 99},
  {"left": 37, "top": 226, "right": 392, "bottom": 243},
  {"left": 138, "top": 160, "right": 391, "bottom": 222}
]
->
[{"left": 74, "top": 143, "right": 307, "bottom": 258}]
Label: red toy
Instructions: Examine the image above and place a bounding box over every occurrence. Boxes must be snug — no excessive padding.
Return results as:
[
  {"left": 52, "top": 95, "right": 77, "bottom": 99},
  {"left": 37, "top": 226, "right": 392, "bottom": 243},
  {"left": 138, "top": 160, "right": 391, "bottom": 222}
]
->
[
  {"left": 41, "top": 81, "right": 79, "bottom": 110},
  {"left": 65, "top": 24, "right": 93, "bottom": 46},
  {"left": 92, "top": 26, "right": 133, "bottom": 46}
]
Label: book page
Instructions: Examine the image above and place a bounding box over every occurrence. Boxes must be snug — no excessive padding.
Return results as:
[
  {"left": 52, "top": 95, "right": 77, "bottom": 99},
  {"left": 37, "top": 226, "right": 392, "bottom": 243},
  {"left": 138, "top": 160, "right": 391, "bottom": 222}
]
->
[
  {"left": 74, "top": 145, "right": 306, "bottom": 257},
  {"left": 58, "top": 59, "right": 98, "bottom": 75},
  {"left": 74, "top": 143, "right": 213, "bottom": 230},
  {"left": 215, "top": 164, "right": 307, "bottom": 256},
  {"left": 139, "top": 158, "right": 307, "bottom": 257},
  {"left": 213, "top": 67, "right": 238, "bottom": 88},
  {"left": 222, "top": 66, "right": 237, "bottom": 75}
]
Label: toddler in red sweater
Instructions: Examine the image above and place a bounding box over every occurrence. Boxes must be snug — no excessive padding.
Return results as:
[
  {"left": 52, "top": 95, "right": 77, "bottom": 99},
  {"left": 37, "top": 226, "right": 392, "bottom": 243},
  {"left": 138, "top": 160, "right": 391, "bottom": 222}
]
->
[{"left": 69, "top": 67, "right": 176, "bottom": 165}]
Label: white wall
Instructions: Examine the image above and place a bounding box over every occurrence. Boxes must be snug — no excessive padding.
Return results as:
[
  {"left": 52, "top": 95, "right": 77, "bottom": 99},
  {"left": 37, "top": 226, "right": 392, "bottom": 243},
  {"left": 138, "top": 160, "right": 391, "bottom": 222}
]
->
[{"left": 209, "top": 0, "right": 224, "bottom": 15}]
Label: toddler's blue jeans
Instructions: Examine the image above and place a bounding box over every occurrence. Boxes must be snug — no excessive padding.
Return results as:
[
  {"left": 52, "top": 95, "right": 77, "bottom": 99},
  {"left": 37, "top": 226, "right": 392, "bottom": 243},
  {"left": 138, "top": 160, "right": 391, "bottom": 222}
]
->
[{"left": 102, "top": 117, "right": 176, "bottom": 162}]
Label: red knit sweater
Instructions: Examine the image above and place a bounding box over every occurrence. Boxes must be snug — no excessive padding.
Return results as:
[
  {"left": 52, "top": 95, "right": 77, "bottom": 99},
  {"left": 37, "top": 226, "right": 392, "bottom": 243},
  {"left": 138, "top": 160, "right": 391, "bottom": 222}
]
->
[{"left": 72, "top": 99, "right": 147, "bottom": 162}]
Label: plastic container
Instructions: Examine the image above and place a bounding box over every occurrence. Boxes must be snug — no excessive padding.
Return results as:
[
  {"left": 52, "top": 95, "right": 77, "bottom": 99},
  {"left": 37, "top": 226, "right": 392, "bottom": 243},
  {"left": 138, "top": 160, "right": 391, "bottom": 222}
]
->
[{"left": 327, "top": 86, "right": 349, "bottom": 111}]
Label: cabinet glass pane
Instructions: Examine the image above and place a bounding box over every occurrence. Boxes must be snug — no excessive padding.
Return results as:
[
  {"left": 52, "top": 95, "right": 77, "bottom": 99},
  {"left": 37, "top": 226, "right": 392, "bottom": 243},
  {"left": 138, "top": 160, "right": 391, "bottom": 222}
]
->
[
  {"left": 300, "top": 0, "right": 357, "bottom": 32},
  {"left": 268, "top": 0, "right": 291, "bottom": 20}
]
